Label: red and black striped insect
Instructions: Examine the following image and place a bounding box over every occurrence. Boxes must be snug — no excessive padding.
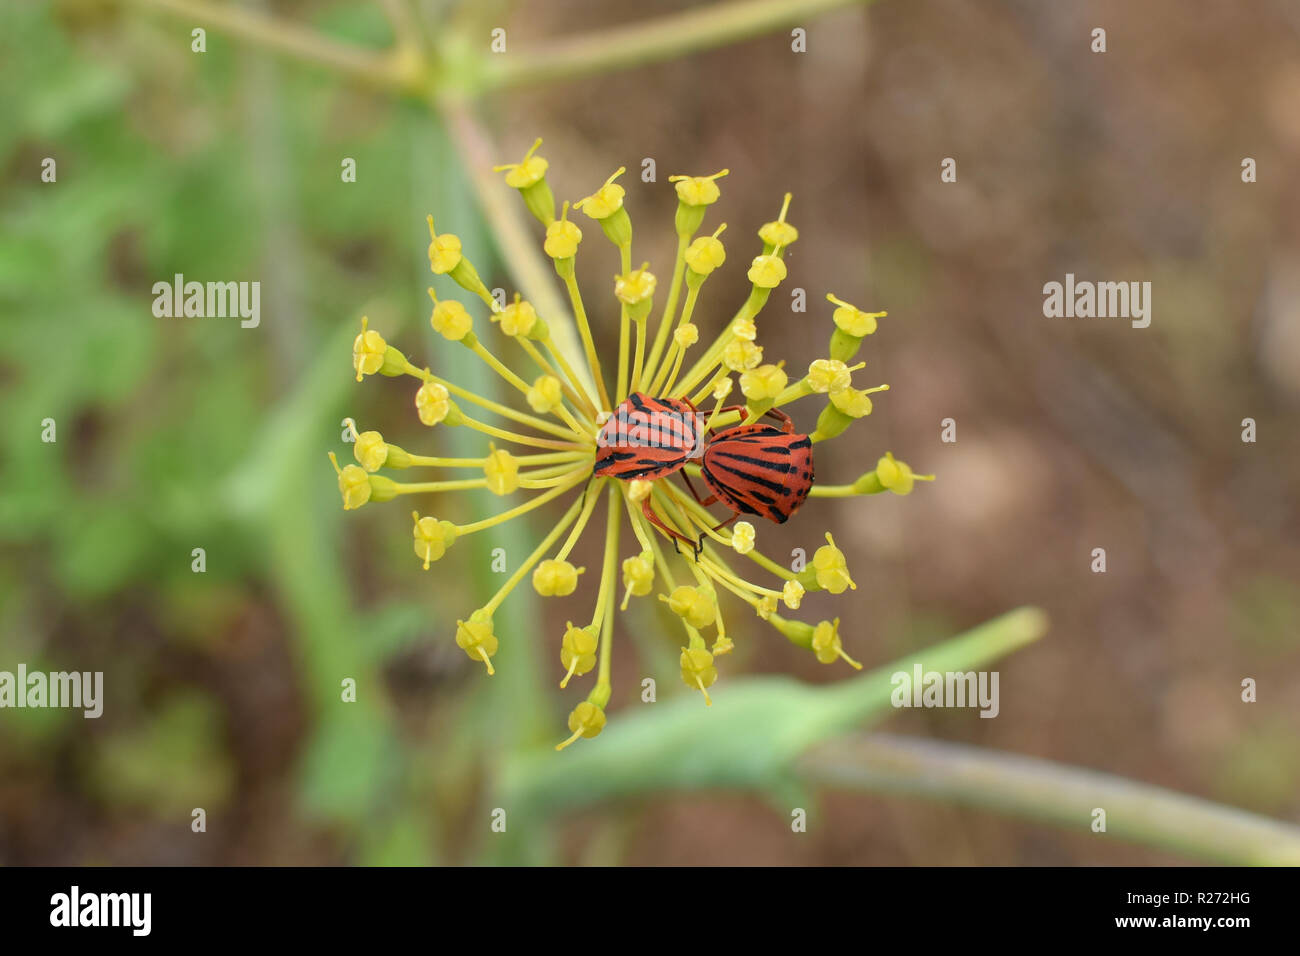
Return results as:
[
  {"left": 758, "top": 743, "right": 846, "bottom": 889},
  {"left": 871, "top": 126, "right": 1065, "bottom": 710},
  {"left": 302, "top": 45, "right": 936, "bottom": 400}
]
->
[
  {"left": 593, "top": 392, "right": 705, "bottom": 547},
  {"left": 594, "top": 393, "right": 814, "bottom": 555},
  {"left": 593, "top": 392, "right": 703, "bottom": 480},
  {"left": 695, "top": 405, "right": 814, "bottom": 525}
]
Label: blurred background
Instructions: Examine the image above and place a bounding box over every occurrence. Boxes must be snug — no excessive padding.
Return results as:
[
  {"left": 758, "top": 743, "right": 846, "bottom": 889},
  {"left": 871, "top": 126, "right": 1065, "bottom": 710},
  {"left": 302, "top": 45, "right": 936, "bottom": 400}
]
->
[{"left": 1, "top": 0, "right": 1298, "bottom": 865}]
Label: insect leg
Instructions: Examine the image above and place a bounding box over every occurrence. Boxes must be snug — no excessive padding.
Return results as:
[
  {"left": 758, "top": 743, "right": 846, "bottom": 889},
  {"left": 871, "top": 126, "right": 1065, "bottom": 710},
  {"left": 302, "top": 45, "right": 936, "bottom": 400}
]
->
[
  {"left": 679, "top": 469, "right": 718, "bottom": 508},
  {"left": 710, "top": 403, "right": 794, "bottom": 435},
  {"left": 694, "top": 511, "right": 741, "bottom": 556},
  {"left": 641, "top": 495, "right": 699, "bottom": 554}
]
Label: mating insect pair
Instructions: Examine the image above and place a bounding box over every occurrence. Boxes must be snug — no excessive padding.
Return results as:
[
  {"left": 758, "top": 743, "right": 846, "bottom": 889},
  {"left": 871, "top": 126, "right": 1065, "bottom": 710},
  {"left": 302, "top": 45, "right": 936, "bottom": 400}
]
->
[{"left": 593, "top": 392, "right": 814, "bottom": 555}]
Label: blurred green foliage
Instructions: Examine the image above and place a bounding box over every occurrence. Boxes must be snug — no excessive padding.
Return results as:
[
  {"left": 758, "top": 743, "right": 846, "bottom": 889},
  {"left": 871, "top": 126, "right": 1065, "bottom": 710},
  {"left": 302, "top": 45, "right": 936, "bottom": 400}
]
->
[{"left": 1, "top": 4, "right": 474, "bottom": 863}]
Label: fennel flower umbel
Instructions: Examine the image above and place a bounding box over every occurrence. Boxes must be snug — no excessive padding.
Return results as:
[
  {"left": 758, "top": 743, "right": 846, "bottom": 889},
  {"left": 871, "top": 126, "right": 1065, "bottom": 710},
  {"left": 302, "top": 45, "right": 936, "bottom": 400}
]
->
[{"left": 329, "top": 137, "right": 933, "bottom": 750}]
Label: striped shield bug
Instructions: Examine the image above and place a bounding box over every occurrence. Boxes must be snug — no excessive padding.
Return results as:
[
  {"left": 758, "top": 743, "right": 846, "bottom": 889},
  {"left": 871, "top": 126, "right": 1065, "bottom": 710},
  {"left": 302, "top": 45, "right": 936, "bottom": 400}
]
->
[
  {"left": 696, "top": 405, "right": 814, "bottom": 525},
  {"left": 593, "top": 392, "right": 707, "bottom": 548},
  {"left": 594, "top": 392, "right": 704, "bottom": 479}
]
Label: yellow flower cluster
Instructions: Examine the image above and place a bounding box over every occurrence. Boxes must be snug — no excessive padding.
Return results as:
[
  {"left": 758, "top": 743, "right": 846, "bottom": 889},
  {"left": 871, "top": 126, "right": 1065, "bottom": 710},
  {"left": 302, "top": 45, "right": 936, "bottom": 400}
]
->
[{"left": 330, "top": 138, "right": 933, "bottom": 749}]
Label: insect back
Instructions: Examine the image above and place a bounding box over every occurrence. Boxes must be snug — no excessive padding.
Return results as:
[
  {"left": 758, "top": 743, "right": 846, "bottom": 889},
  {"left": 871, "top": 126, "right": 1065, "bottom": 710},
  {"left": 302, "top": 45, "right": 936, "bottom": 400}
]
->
[
  {"left": 701, "top": 410, "right": 814, "bottom": 524},
  {"left": 594, "top": 392, "right": 704, "bottom": 480}
]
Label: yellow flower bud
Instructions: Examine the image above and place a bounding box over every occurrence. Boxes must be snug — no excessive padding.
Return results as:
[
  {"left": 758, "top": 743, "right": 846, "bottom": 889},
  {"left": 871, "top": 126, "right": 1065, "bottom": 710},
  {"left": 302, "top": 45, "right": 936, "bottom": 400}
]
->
[
  {"left": 782, "top": 579, "right": 805, "bottom": 609},
  {"left": 455, "top": 610, "right": 498, "bottom": 674},
  {"left": 674, "top": 324, "right": 699, "bottom": 347},
  {"left": 670, "top": 170, "right": 728, "bottom": 207},
  {"left": 663, "top": 585, "right": 716, "bottom": 629},
  {"left": 415, "top": 381, "right": 451, "bottom": 426},
  {"left": 544, "top": 215, "right": 582, "bottom": 260},
  {"left": 807, "top": 358, "right": 853, "bottom": 393},
  {"left": 426, "top": 219, "right": 463, "bottom": 275},
  {"left": 760, "top": 220, "right": 799, "bottom": 249},
  {"left": 621, "top": 552, "right": 655, "bottom": 607},
  {"left": 827, "top": 293, "right": 885, "bottom": 337},
  {"left": 427, "top": 217, "right": 494, "bottom": 298},
  {"left": 712, "top": 376, "right": 734, "bottom": 401},
  {"left": 494, "top": 139, "right": 554, "bottom": 225},
  {"left": 756, "top": 595, "right": 778, "bottom": 620},
  {"left": 329, "top": 451, "right": 396, "bottom": 509},
  {"left": 352, "top": 317, "right": 387, "bottom": 381},
  {"left": 747, "top": 254, "right": 787, "bottom": 289},
  {"left": 502, "top": 153, "right": 547, "bottom": 190},
  {"left": 829, "top": 386, "right": 875, "bottom": 418},
  {"left": 723, "top": 338, "right": 762, "bottom": 372},
  {"left": 575, "top": 168, "right": 627, "bottom": 221},
  {"left": 712, "top": 635, "right": 735, "bottom": 657},
  {"left": 336, "top": 462, "right": 371, "bottom": 510},
  {"left": 739, "top": 363, "right": 787, "bottom": 401},
  {"left": 875, "top": 451, "right": 907, "bottom": 494},
  {"left": 881, "top": 451, "right": 935, "bottom": 495},
  {"left": 759, "top": 193, "right": 798, "bottom": 250},
  {"left": 615, "top": 264, "right": 657, "bottom": 321},
  {"left": 344, "top": 420, "right": 409, "bottom": 470},
  {"left": 730, "top": 521, "right": 756, "bottom": 555},
  {"left": 811, "top": 617, "right": 862, "bottom": 669},
  {"left": 526, "top": 375, "right": 564, "bottom": 413},
  {"left": 484, "top": 447, "right": 520, "bottom": 495},
  {"left": 671, "top": 169, "right": 729, "bottom": 237},
  {"left": 685, "top": 233, "right": 727, "bottom": 276},
  {"left": 351, "top": 317, "right": 407, "bottom": 382},
  {"left": 732, "top": 317, "right": 758, "bottom": 341},
  {"left": 496, "top": 297, "right": 538, "bottom": 337},
  {"left": 558, "top": 622, "right": 598, "bottom": 688},
  {"left": 679, "top": 647, "right": 717, "bottom": 704},
  {"left": 533, "top": 559, "right": 583, "bottom": 597},
  {"left": 812, "top": 532, "right": 857, "bottom": 594},
  {"left": 429, "top": 295, "right": 473, "bottom": 341},
  {"left": 555, "top": 700, "right": 606, "bottom": 750},
  {"left": 353, "top": 430, "right": 389, "bottom": 472},
  {"left": 412, "top": 512, "right": 458, "bottom": 569}
]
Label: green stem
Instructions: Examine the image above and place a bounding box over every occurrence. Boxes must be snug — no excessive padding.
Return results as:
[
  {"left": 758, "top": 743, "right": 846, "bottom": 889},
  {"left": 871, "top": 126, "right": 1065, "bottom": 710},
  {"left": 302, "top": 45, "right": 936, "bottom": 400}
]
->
[
  {"left": 501, "top": 608, "right": 1049, "bottom": 813},
  {"left": 642, "top": 234, "right": 688, "bottom": 388},
  {"left": 799, "top": 734, "right": 1300, "bottom": 866},
  {"left": 482, "top": 0, "right": 876, "bottom": 91},
  {"left": 436, "top": 97, "right": 599, "bottom": 399},
  {"left": 127, "top": 0, "right": 413, "bottom": 89}
]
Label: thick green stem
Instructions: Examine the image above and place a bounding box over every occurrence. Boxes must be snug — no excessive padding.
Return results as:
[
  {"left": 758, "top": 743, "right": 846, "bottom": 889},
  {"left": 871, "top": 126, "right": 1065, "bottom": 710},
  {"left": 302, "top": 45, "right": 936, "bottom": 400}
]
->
[
  {"left": 501, "top": 608, "right": 1049, "bottom": 813},
  {"left": 799, "top": 734, "right": 1300, "bottom": 866},
  {"left": 437, "top": 97, "right": 599, "bottom": 399}
]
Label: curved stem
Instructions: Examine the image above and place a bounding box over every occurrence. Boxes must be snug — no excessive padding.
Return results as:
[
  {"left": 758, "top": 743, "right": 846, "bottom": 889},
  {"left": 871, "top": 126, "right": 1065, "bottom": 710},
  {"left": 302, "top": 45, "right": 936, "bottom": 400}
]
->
[
  {"left": 128, "top": 0, "right": 412, "bottom": 89},
  {"left": 482, "top": 0, "right": 875, "bottom": 91}
]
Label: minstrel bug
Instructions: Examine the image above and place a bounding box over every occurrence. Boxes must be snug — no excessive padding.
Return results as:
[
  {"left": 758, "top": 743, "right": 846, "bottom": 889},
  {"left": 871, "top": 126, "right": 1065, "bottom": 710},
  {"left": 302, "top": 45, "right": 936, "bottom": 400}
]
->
[
  {"left": 593, "top": 392, "right": 703, "bottom": 480},
  {"left": 693, "top": 404, "right": 814, "bottom": 527},
  {"left": 593, "top": 392, "right": 705, "bottom": 548},
  {"left": 594, "top": 393, "right": 813, "bottom": 555}
]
